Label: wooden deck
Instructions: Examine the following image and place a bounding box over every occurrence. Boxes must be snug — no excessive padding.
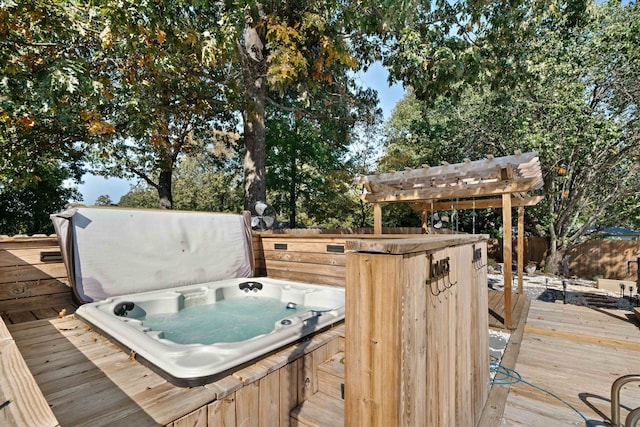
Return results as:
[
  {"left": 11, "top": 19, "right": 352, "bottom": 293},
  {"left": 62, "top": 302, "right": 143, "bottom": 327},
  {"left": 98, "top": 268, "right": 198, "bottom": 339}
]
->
[
  {"left": 7, "top": 288, "right": 640, "bottom": 426},
  {"left": 498, "top": 300, "right": 640, "bottom": 426},
  {"left": 6, "top": 315, "right": 344, "bottom": 426},
  {"left": 488, "top": 289, "right": 528, "bottom": 330},
  {"left": 0, "top": 235, "right": 77, "bottom": 326},
  {"left": 0, "top": 295, "right": 76, "bottom": 325}
]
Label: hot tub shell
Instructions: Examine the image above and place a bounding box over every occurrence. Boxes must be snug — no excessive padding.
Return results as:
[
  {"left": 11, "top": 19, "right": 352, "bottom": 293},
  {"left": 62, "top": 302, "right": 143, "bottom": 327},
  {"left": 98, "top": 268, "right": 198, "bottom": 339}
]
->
[
  {"left": 51, "top": 207, "right": 345, "bottom": 386},
  {"left": 76, "top": 277, "right": 344, "bottom": 386}
]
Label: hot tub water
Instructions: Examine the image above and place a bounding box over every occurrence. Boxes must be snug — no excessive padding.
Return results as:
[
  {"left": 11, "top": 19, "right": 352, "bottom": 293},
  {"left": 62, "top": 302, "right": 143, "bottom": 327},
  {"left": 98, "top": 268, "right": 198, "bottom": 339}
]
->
[
  {"left": 75, "top": 277, "right": 345, "bottom": 385},
  {"left": 141, "top": 297, "right": 315, "bottom": 345}
]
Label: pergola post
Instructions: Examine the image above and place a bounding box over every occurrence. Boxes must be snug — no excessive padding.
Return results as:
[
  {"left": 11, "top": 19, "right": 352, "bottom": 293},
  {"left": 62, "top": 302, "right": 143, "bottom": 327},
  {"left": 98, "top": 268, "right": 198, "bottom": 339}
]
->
[
  {"left": 517, "top": 206, "right": 524, "bottom": 294},
  {"left": 421, "top": 209, "right": 428, "bottom": 234},
  {"left": 373, "top": 203, "right": 382, "bottom": 234},
  {"left": 502, "top": 194, "right": 513, "bottom": 329}
]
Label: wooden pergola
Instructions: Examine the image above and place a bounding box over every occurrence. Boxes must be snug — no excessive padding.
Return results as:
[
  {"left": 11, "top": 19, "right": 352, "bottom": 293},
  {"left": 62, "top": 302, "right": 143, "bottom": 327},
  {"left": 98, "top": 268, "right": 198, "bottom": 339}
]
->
[{"left": 356, "top": 151, "right": 544, "bottom": 328}]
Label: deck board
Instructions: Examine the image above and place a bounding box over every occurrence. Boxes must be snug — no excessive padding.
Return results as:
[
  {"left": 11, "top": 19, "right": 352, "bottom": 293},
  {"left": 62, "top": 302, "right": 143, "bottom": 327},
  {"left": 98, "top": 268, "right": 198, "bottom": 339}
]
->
[
  {"left": 488, "top": 289, "right": 527, "bottom": 330},
  {"left": 7, "top": 315, "right": 345, "bottom": 427},
  {"left": 500, "top": 300, "right": 640, "bottom": 426},
  {"left": 0, "top": 339, "right": 59, "bottom": 427},
  {"left": 1, "top": 292, "right": 77, "bottom": 325},
  {"left": 478, "top": 298, "right": 530, "bottom": 426},
  {"left": 9, "top": 316, "right": 218, "bottom": 426},
  {"left": 0, "top": 315, "right": 59, "bottom": 427}
]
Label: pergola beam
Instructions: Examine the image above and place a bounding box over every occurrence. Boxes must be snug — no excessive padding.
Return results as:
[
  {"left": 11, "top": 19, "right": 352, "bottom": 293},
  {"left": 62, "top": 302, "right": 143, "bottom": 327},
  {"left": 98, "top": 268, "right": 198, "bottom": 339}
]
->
[
  {"left": 410, "top": 195, "right": 544, "bottom": 212},
  {"left": 373, "top": 203, "right": 382, "bottom": 234},
  {"left": 355, "top": 152, "right": 539, "bottom": 187},
  {"left": 517, "top": 206, "right": 525, "bottom": 294},
  {"left": 502, "top": 194, "right": 513, "bottom": 329},
  {"left": 361, "top": 178, "right": 543, "bottom": 203}
]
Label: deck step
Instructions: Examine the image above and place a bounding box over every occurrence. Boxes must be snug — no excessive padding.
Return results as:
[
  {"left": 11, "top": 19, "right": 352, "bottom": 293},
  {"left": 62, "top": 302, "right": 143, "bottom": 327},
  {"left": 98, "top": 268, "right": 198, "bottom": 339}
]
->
[
  {"left": 290, "top": 392, "right": 344, "bottom": 427},
  {"left": 317, "top": 351, "right": 345, "bottom": 400},
  {"left": 290, "top": 352, "right": 345, "bottom": 427},
  {"left": 582, "top": 295, "right": 623, "bottom": 308}
]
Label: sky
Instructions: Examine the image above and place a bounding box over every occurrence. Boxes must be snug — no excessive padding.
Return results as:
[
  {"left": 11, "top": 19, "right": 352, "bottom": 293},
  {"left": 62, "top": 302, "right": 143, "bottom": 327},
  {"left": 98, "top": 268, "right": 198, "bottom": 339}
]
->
[{"left": 76, "top": 62, "right": 406, "bottom": 205}]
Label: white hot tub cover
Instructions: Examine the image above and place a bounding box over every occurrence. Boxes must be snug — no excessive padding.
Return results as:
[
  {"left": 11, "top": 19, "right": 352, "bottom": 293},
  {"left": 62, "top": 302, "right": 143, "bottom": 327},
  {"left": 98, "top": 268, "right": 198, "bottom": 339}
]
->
[{"left": 51, "top": 207, "right": 254, "bottom": 303}]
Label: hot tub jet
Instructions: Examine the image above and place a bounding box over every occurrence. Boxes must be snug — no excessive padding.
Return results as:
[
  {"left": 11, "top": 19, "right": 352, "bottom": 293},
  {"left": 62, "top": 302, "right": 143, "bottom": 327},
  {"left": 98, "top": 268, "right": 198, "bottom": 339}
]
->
[
  {"left": 239, "top": 281, "right": 263, "bottom": 292},
  {"left": 114, "top": 302, "right": 135, "bottom": 317}
]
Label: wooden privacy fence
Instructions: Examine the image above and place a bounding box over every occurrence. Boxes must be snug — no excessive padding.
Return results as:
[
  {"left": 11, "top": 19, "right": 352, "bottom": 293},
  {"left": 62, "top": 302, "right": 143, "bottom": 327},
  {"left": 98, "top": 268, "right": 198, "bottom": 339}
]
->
[
  {"left": 488, "top": 237, "right": 640, "bottom": 280},
  {"left": 253, "top": 234, "right": 348, "bottom": 286},
  {"left": 567, "top": 240, "right": 640, "bottom": 281},
  {"left": 487, "top": 237, "right": 548, "bottom": 266}
]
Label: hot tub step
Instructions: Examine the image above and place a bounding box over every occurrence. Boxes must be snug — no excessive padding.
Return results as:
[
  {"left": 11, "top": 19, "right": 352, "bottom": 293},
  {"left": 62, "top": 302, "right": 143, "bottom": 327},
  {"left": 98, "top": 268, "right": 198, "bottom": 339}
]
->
[
  {"left": 317, "top": 351, "right": 345, "bottom": 400},
  {"left": 290, "top": 391, "right": 344, "bottom": 427}
]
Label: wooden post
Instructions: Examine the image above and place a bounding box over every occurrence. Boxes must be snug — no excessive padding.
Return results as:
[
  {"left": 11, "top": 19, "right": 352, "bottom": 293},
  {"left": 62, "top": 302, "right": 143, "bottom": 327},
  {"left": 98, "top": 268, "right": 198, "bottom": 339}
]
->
[
  {"left": 373, "top": 203, "right": 382, "bottom": 234},
  {"left": 517, "top": 206, "right": 524, "bottom": 294},
  {"left": 502, "top": 194, "right": 513, "bottom": 329},
  {"left": 421, "top": 209, "right": 428, "bottom": 234}
]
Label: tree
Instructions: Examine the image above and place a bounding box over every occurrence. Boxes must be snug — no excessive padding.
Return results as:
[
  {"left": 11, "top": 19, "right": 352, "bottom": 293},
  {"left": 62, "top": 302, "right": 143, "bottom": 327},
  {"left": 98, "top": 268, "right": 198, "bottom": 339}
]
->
[
  {"left": 0, "top": 0, "right": 97, "bottom": 188},
  {"left": 379, "top": 0, "right": 640, "bottom": 273},
  {"left": 117, "top": 185, "right": 157, "bottom": 209},
  {"left": 382, "top": 0, "right": 587, "bottom": 103},
  {"left": 94, "top": 195, "right": 114, "bottom": 206},
  {"left": 118, "top": 151, "right": 243, "bottom": 213},
  {"left": 202, "top": 1, "right": 387, "bottom": 211},
  {"left": 86, "top": 1, "right": 235, "bottom": 209},
  {"left": 0, "top": 158, "right": 81, "bottom": 235},
  {"left": 171, "top": 152, "right": 243, "bottom": 213},
  {"left": 265, "top": 78, "right": 380, "bottom": 227},
  {"left": 266, "top": 114, "right": 350, "bottom": 228}
]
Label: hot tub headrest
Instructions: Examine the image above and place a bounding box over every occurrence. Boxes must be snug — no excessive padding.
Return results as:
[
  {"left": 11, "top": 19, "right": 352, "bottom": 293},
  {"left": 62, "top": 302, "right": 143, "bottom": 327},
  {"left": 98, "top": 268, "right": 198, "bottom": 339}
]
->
[{"left": 51, "top": 207, "right": 254, "bottom": 303}]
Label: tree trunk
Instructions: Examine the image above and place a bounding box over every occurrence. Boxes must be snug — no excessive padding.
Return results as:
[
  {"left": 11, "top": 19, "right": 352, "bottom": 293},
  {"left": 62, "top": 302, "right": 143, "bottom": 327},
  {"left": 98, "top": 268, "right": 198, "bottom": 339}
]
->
[
  {"left": 289, "top": 148, "right": 297, "bottom": 227},
  {"left": 239, "top": 28, "right": 267, "bottom": 211},
  {"left": 543, "top": 174, "right": 558, "bottom": 274},
  {"left": 544, "top": 218, "right": 567, "bottom": 275},
  {"left": 289, "top": 122, "right": 298, "bottom": 227},
  {"left": 545, "top": 234, "right": 558, "bottom": 274},
  {"left": 243, "top": 90, "right": 266, "bottom": 211},
  {"left": 157, "top": 169, "right": 173, "bottom": 209}
]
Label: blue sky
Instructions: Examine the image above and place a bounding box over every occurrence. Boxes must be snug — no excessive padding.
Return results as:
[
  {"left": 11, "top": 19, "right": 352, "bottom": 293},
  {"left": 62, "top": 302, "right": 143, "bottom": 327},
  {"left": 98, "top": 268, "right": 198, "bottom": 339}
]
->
[{"left": 77, "top": 62, "right": 406, "bottom": 205}]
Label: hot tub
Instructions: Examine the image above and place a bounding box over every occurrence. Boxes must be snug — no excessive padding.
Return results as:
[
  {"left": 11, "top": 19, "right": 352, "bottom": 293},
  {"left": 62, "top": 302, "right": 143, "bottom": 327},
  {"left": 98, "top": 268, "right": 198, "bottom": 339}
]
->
[
  {"left": 50, "top": 208, "right": 344, "bottom": 386},
  {"left": 75, "top": 277, "right": 345, "bottom": 386}
]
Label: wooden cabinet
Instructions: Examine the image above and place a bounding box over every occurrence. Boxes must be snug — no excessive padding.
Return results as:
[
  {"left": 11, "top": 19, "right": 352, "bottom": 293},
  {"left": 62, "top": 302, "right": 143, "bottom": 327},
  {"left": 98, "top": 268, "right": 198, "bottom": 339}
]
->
[{"left": 345, "top": 235, "right": 490, "bottom": 427}]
